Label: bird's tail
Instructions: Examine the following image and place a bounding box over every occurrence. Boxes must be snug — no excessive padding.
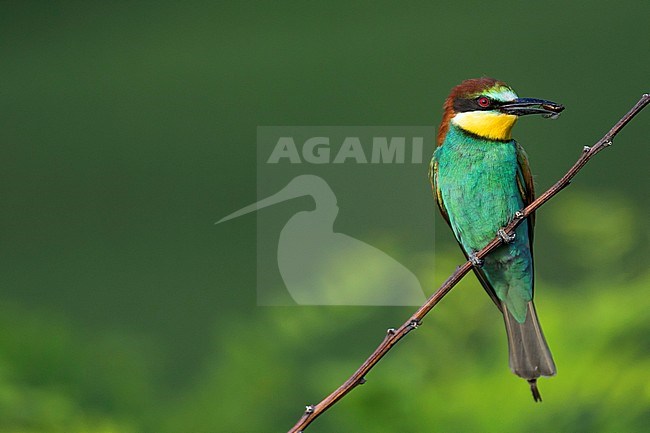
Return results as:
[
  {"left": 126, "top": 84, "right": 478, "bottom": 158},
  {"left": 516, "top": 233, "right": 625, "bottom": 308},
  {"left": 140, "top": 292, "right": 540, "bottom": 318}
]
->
[{"left": 502, "top": 301, "right": 556, "bottom": 402}]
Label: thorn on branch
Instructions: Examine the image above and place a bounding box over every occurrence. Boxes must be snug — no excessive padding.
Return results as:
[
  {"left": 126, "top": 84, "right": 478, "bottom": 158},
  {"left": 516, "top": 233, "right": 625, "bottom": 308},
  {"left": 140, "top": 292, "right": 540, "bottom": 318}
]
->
[
  {"left": 583, "top": 145, "right": 591, "bottom": 152},
  {"left": 386, "top": 328, "right": 396, "bottom": 336},
  {"left": 409, "top": 320, "right": 420, "bottom": 330},
  {"left": 604, "top": 139, "right": 613, "bottom": 147},
  {"left": 514, "top": 210, "right": 525, "bottom": 219},
  {"left": 498, "top": 228, "right": 516, "bottom": 243},
  {"left": 305, "top": 405, "right": 315, "bottom": 414},
  {"left": 358, "top": 377, "right": 367, "bottom": 385}
]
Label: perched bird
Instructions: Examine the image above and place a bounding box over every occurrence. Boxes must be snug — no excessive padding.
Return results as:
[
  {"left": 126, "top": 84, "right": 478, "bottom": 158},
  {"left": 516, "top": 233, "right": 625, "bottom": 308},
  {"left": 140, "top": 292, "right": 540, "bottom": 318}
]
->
[{"left": 429, "top": 77, "right": 564, "bottom": 401}]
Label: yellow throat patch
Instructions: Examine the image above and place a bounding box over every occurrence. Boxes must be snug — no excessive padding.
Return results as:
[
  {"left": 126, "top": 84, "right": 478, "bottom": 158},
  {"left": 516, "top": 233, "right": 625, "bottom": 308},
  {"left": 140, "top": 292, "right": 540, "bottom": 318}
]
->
[{"left": 451, "top": 111, "right": 518, "bottom": 141}]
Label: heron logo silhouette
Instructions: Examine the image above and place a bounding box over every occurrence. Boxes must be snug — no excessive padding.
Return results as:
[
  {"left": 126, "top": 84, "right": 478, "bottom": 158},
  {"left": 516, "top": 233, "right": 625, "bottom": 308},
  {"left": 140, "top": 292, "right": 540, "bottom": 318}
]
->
[{"left": 218, "top": 175, "right": 426, "bottom": 305}]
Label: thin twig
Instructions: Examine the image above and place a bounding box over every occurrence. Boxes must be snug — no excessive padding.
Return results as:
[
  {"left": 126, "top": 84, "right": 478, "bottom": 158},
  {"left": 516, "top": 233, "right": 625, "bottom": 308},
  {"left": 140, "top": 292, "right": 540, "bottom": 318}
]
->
[{"left": 287, "top": 93, "right": 650, "bottom": 433}]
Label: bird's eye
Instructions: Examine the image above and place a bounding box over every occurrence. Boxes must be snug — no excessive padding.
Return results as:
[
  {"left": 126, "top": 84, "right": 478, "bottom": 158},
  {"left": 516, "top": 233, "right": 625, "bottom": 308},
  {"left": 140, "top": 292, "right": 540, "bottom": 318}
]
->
[{"left": 477, "top": 97, "right": 491, "bottom": 108}]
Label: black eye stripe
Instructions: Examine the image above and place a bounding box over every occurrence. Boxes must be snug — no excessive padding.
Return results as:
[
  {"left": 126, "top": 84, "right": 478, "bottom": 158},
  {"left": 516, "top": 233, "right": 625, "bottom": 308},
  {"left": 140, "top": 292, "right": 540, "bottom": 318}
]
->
[{"left": 453, "top": 97, "right": 505, "bottom": 113}]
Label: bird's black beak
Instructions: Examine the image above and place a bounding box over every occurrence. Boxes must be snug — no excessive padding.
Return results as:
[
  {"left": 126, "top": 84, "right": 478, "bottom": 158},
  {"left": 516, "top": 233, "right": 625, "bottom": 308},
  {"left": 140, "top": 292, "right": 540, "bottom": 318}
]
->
[{"left": 500, "top": 97, "right": 565, "bottom": 118}]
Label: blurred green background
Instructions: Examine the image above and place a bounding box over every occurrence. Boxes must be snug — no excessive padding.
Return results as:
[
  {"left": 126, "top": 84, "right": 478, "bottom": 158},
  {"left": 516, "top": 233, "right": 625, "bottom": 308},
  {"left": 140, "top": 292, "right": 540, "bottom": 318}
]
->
[{"left": 2, "top": 2, "right": 649, "bottom": 432}]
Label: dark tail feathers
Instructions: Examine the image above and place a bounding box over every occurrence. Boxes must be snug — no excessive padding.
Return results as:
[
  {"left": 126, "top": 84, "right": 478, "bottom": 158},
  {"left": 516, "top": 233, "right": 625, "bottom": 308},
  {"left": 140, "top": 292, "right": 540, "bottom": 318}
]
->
[{"left": 502, "top": 301, "right": 556, "bottom": 402}]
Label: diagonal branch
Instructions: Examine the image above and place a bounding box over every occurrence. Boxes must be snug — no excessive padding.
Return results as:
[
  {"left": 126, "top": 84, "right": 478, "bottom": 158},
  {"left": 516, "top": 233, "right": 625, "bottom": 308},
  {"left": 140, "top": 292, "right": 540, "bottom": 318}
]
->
[{"left": 287, "top": 93, "right": 650, "bottom": 433}]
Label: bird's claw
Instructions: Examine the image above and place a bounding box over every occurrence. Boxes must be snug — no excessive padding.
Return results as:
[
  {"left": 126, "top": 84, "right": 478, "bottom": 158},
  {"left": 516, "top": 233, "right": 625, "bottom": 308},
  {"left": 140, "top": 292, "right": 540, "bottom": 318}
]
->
[
  {"left": 469, "top": 252, "right": 483, "bottom": 267},
  {"left": 498, "top": 228, "right": 516, "bottom": 243}
]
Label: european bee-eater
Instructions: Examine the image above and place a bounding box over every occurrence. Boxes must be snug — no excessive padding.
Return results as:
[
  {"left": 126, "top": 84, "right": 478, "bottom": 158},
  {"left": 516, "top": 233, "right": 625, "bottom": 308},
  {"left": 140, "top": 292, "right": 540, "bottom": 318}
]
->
[{"left": 430, "top": 77, "right": 564, "bottom": 401}]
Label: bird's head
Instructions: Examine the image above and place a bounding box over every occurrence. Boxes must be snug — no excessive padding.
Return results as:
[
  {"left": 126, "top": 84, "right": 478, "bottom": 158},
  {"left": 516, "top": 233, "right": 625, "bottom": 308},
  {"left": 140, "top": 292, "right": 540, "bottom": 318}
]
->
[{"left": 437, "top": 77, "right": 564, "bottom": 145}]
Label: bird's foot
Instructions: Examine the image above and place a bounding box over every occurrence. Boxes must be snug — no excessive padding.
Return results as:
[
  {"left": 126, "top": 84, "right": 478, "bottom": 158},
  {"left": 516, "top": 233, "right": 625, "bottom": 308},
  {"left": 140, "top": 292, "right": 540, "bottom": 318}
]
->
[
  {"left": 498, "top": 228, "right": 516, "bottom": 243},
  {"left": 468, "top": 252, "right": 483, "bottom": 267}
]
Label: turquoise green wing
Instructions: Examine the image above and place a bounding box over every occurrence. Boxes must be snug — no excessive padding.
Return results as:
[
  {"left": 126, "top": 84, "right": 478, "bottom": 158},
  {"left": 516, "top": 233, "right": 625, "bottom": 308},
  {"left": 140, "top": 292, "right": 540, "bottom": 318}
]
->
[
  {"left": 515, "top": 142, "right": 535, "bottom": 236},
  {"left": 429, "top": 157, "right": 502, "bottom": 309},
  {"left": 515, "top": 142, "right": 536, "bottom": 293}
]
